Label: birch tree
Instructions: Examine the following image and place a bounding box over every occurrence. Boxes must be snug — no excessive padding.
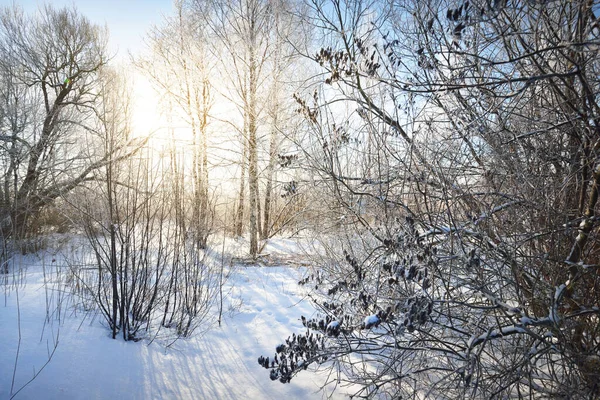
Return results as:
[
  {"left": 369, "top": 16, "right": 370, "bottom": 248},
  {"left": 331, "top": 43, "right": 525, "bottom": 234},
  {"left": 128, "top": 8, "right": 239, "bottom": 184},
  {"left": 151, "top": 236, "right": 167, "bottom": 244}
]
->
[
  {"left": 138, "top": 0, "right": 213, "bottom": 249},
  {"left": 193, "top": 0, "right": 303, "bottom": 256}
]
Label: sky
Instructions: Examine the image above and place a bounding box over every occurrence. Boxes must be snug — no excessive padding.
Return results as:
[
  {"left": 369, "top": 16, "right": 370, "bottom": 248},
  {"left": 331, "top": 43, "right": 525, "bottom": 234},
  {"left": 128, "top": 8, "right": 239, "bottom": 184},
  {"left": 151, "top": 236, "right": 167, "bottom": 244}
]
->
[
  {"left": 1, "top": 0, "right": 181, "bottom": 139},
  {"left": 1, "top": 0, "right": 174, "bottom": 59}
]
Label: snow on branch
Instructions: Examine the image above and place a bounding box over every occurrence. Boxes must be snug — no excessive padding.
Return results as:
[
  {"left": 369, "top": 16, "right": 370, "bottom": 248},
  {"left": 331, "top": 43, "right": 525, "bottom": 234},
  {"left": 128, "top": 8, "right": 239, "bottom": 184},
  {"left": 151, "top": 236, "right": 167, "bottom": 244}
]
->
[{"left": 467, "top": 325, "right": 528, "bottom": 351}]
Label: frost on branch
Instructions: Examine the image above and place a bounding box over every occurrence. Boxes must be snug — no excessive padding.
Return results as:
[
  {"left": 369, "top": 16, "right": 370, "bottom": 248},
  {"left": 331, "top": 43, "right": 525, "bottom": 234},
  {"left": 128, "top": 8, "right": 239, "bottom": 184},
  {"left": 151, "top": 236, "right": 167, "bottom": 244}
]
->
[
  {"left": 260, "top": 217, "right": 439, "bottom": 393},
  {"left": 259, "top": 207, "right": 600, "bottom": 398}
]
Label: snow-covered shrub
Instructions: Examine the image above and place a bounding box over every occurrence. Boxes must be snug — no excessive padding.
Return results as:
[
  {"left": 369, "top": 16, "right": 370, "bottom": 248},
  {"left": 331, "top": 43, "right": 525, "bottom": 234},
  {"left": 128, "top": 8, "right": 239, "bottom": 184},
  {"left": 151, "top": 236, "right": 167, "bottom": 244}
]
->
[
  {"left": 262, "top": 215, "right": 599, "bottom": 398},
  {"left": 259, "top": 0, "right": 600, "bottom": 397}
]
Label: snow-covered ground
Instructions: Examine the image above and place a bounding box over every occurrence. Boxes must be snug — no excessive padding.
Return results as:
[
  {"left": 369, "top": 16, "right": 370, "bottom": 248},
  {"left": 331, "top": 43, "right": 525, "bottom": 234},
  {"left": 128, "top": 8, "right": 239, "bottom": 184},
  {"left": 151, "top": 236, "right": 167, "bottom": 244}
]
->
[{"left": 0, "top": 238, "right": 348, "bottom": 399}]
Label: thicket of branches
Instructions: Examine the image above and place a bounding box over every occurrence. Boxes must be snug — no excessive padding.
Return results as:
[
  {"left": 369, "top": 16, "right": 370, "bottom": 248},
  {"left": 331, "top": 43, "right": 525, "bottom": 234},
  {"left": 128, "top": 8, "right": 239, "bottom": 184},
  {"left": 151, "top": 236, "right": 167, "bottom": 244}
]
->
[
  {"left": 260, "top": 0, "right": 600, "bottom": 398},
  {"left": 66, "top": 69, "right": 220, "bottom": 341}
]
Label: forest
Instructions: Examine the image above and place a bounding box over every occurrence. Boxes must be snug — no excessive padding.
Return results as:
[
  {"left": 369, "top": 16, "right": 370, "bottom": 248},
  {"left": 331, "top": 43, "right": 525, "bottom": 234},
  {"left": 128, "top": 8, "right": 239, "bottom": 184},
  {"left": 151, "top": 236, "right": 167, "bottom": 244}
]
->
[{"left": 1, "top": 0, "right": 600, "bottom": 398}]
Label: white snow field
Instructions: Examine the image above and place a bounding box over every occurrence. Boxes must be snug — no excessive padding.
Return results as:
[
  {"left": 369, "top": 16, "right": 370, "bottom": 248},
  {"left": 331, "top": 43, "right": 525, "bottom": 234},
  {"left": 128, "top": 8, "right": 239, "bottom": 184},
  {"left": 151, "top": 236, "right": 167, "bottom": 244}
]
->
[{"left": 0, "top": 237, "right": 348, "bottom": 399}]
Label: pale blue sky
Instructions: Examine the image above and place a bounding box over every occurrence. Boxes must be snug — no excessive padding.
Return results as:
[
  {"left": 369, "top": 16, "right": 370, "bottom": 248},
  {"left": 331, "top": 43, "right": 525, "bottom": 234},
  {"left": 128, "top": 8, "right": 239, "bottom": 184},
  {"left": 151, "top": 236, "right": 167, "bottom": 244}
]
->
[{"left": 0, "top": 0, "right": 174, "bottom": 59}]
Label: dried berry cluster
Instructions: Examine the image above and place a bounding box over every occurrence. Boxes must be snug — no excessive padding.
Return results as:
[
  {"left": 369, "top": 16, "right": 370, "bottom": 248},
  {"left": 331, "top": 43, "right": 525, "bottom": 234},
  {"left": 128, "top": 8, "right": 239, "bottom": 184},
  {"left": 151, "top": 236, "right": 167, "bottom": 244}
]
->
[
  {"left": 293, "top": 92, "right": 318, "bottom": 123},
  {"left": 277, "top": 154, "right": 297, "bottom": 168},
  {"left": 344, "top": 250, "right": 365, "bottom": 281},
  {"left": 259, "top": 331, "right": 326, "bottom": 383},
  {"left": 315, "top": 37, "right": 383, "bottom": 84},
  {"left": 355, "top": 38, "right": 381, "bottom": 77},
  {"left": 315, "top": 47, "right": 353, "bottom": 84},
  {"left": 381, "top": 252, "right": 432, "bottom": 291},
  {"left": 382, "top": 38, "right": 402, "bottom": 68},
  {"left": 401, "top": 295, "right": 434, "bottom": 333},
  {"left": 446, "top": 1, "right": 472, "bottom": 48},
  {"left": 281, "top": 181, "right": 297, "bottom": 198},
  {"left": 446, "top": 1, "right": 470, "bottom": 22},
  {"left": 267, "top": 217, "right": 439, "bottom": 385}
]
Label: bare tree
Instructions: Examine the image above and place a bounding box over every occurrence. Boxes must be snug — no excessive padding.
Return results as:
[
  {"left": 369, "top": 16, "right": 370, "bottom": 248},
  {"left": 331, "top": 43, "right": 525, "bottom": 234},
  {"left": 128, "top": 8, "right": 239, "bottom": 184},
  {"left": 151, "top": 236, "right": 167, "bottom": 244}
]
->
[
  {"left": 260, "top": 0, "right": 308, "bottom": 240},
  {"left": 193, "top": 0, "right": 304, "bottom": 256},
  {"left": 0, "top": 5, "right": 109, "bottom": 244}
]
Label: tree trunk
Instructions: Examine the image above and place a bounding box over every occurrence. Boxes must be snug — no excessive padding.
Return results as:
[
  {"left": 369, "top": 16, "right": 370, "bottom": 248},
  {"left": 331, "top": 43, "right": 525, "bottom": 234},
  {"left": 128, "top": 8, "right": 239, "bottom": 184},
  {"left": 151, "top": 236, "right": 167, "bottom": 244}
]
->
[
  {"left": 248, "top": 10, "right": 259, "bottom": 258},
  {"left": 235, "top": 130, "right": 248, "bottom": 237},
  {"left": 107, "top": 156, "right": 119, "bottom": 340},
  {"left": 198, "top": 78, "right": 210, "bottom": 248},
  {"left": 261, "top": 113, "right": 278, "bottom": 240}
]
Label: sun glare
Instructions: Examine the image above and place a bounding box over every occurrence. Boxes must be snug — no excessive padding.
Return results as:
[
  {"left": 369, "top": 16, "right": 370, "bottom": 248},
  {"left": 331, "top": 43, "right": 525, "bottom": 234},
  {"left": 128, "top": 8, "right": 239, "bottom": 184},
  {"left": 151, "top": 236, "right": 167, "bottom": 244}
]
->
[{"left": 130, "top": 71, "right": 166, "bottom": 139}]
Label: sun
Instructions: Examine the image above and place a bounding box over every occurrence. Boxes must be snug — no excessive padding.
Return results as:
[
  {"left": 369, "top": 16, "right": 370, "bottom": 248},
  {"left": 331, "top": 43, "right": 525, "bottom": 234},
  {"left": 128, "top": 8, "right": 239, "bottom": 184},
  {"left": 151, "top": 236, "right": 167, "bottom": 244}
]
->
[{"left": 130, "top": 70, "right": 165, "bottom": 139}]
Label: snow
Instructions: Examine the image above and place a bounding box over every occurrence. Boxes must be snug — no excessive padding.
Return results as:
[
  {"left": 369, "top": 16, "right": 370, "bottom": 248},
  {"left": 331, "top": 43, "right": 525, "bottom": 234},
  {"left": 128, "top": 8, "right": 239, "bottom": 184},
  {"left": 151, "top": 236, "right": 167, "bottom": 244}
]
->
[
  {"left": 520, "top": 316, "right": 533, "bottom": 325},
  {"left": 467, "top": 325, "right": 527, "bottom": 350},
  {"left": 549, "top": 284, "right": 566, "bottom": 323},
  {"left": 0, "top": 241, "right": 349, "bottom": 399},
  {"left": 364, "top": 314, "right": 380, "bottom": 329},
  {"left": 528, "top": 345, "right": 538, "bottom": 356}
]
